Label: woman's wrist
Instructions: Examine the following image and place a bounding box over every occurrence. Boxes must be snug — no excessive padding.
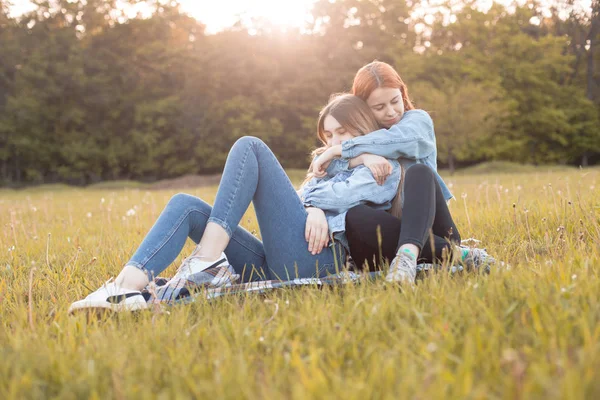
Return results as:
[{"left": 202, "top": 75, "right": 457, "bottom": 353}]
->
[{"left": 348, "top": 154, "right": 363, "bottom": 168}]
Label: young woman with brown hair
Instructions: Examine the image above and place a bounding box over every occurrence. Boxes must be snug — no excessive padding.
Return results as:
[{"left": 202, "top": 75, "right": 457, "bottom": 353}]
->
[{"left": 69, "top": 94, "right": 403, "bottom": 313}]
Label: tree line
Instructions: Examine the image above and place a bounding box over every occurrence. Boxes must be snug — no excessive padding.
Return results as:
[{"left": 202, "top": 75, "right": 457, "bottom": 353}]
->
[{"left": 0, "top": 0, "right": 598, "bottom": 185}]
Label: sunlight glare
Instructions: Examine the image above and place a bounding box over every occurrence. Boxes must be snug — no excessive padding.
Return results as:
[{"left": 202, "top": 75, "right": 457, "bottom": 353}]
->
[{"left": 179, "top": 0, "right": 316, "bottom": 33}]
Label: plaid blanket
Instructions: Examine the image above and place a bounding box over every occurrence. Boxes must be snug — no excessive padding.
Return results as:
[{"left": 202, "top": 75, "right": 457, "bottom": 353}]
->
[{"left": 142, "top": 262, "right": 467, "bottom": 306}]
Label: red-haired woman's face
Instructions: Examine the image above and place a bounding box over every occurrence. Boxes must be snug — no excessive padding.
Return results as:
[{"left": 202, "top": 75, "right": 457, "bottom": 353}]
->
[{"left": 366, "top": 87, "right": 405, "bottom": 128}]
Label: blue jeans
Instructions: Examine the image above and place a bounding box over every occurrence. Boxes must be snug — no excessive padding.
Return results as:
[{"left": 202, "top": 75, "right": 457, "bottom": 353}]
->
[{"left": 126, "top": 136, "right": 345, "bottom": 282}]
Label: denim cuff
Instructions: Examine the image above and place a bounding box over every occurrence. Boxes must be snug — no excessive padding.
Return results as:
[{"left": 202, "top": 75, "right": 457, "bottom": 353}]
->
[
  {"left": 341, "top": 141, "right": 355, "bottom": 159},
  {"left": 207, "top": 216, "right": 233, "bottom": 238},
  {"left": 125, "top": 261, "right": 156, "bottom": 282}
]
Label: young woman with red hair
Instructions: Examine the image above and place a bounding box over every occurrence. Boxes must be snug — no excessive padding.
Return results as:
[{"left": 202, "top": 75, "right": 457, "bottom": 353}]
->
[{"left": 313, "top": 61, "right": 495, "bottom": 284}]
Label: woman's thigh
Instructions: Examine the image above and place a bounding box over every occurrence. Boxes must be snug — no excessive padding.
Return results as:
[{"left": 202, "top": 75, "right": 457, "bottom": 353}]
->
[
  {"left": 345, "top": 205, "right": 452, "bottom": 269},
  {"left": 233, "top": 137, "right": 345, "bottom": 279}
]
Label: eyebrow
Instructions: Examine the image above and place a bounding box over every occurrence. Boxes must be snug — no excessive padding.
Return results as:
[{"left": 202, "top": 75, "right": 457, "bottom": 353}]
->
[{"left": 372, "top": 95, "right": 400, "bottom": 108}]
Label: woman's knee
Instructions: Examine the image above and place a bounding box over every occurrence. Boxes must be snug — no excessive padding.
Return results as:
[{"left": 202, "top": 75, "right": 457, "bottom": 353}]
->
[
  {"left": 166, "top": 193, "right": 209, "bottom": 213},
  {"left": 233, "top": 136, "right": 264, "bottom": 149}
]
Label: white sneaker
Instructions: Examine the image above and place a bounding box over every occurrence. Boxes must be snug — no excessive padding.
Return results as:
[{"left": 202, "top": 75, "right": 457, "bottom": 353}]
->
[
  {"left": 385, "top": 252, "right": 417, "bottom": 285},
  {"left": 68, "top": 278, "right": 148, "bottom": 314},
  {"left": 172, "top": 246, "right": 229, "bottom": 281}
]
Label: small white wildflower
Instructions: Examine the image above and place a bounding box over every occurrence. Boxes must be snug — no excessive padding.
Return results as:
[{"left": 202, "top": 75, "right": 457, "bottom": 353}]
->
[
  {"left": 259, "top": 336, "right": 265, "bottom": 342},
  {"left": 86, "top": 212, "right": 92, "bottom": 218},
  {"left": 126, "top": 208, "right": 136, "bottom": 217},
  {"left": 8, "top": 245, "right": 15, "bottom": 252},
  {"left": 448, "top": 182, "right": 454, "bottom": 188},
  {"left": 561, "top": 287, "right": 567, "bottom": 293},
  {"left": 505, "top": 189, "right": 509, "bottom": 193},
  {"left": 100, "top": 197, "right": 105, "bottom": 203},
  {"left": 426, "top": 342, "right": 438, "bottom": 353},
  {"left": 67, "top": 237, "right": 71, "bottom": 243},
  {"left": 473, "top": 283, "right": 479, "bottom": 289},
  {"left": 545, "top": 260, "right": 553, "bottom": 266},
  {"left": 31, "top": 206, "right": 37, "bottom": 212},
  {"left": 571, "top": 274, "right": 577, "bottom": 280},
  {"left": 590, "top": 186, "right": 595, "bottom": 190},
  {"left": 517, "top": 185, "right": 522, "bottom": 190},
  {"left": 285, "top": 300, "right": 289, "bottom": 305}
]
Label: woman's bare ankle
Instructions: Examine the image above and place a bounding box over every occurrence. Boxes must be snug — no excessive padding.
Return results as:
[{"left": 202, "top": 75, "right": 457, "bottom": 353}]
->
[{"left": 115, "top": 265, "right": 149, "bottom": 291}]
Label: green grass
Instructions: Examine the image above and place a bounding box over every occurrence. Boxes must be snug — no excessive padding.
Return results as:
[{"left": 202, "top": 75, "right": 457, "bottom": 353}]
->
[{"left": 1, "top": 169, "right": 599, "bottom": 399}]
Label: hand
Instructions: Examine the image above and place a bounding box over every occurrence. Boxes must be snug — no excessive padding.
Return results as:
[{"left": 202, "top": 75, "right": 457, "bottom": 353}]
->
[
  {"left": 312, "top": 145, "right": 342, "bottom": 177},
  {"left": 362, "top": 154, "right": 393, "bottom": 185},
  {"left": 304, "top": 207, "right": 330, "bottom": 255}
]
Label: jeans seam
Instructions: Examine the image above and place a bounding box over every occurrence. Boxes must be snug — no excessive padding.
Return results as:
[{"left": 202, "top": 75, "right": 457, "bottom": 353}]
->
[{"left": 221, "top": 140, "right": 253, "bottom": 231}]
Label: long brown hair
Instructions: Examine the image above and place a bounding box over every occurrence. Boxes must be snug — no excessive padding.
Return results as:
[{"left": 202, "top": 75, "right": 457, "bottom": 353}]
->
[{"left": 302, "top": 93, "right": 405, "bottom": 218}]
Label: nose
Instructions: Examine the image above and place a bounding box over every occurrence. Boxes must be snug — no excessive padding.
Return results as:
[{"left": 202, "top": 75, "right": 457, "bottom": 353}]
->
[{"left": 386, "top": 105, "right": 395, "bottom": 117}]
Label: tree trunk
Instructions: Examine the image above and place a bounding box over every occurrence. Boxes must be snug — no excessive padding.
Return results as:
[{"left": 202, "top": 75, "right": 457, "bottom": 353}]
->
[
  {"left": 582, "top": 152, "right": 589, "bottom": 167},
  {"left": 448, "top": 151, "right": 456, "bottom": 175}
]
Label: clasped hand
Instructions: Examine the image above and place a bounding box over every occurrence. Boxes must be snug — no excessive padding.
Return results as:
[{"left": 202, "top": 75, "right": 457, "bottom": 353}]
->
[{"left": 312, "top": 145, "right": 393, "bottom": 185}]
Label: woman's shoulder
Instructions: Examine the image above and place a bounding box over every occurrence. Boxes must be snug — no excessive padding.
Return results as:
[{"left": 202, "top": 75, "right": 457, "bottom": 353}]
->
[{"left": 402, "top": 109, "right": 433, "bottom": 123}]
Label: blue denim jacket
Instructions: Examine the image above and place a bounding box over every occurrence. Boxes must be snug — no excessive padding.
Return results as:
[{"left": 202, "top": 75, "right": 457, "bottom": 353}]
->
[
  {"left": 326, "top": 109, "right": 453, "bottom": 201},
  {"left": 301, "top": 160, "right": 401, "bottom": 250}
]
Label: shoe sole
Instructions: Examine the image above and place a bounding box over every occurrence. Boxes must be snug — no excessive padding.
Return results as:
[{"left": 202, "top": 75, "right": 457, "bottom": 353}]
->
[{"left": 68, "top": 297, "right": 148, "bottom": 315}]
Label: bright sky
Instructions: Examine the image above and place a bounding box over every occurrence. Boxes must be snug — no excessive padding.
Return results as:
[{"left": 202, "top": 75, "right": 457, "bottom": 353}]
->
[
  {"left": 7, "top": 0, "right": 593, "bottom": 34},
  {"left": 8, "top": 0, "right": 317, "bottom": 33}
]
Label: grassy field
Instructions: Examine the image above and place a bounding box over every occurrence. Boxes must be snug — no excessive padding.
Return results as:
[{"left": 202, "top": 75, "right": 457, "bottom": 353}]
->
[{"left": 1, "top": 167, "right": 599, "bottom": 399}]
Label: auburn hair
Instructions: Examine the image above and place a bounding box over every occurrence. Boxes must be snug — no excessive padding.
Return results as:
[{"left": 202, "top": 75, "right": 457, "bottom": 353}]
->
[
  {"left": 352, "top": 61, "right": 415, "bottom": 112},
  {"left": 352, "top": 61, "right": 414, "bottom": 218},
  {"left": 302, "top": 93, "right": 405, "bottom": 218}
]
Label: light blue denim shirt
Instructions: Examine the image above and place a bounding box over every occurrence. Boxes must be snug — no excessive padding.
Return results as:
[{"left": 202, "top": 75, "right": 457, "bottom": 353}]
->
[
  {"left": 326, "top": 109, "right": 453, "bottom": 201},
  {"left": 301, "top": 160, "right": 401, "bottom": 250}
]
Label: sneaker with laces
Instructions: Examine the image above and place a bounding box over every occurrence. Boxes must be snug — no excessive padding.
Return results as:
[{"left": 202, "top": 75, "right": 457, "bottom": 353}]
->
[
  {"left": 385, "top": 252, "right": 417, "bottom": 284},
  {"left": 152, "top": 247, "right": 238, "bottom": 302},
  {"left": 462, "top": 246, "right": 496, "bottom": 273},
  {"left": 68, "top": 278, "right": 148, "bottom": 314}
]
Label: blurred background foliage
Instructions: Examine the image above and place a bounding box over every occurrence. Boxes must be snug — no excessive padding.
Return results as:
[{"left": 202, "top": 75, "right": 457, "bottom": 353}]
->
[{"left": 0, "top": 0, "right": 598, "bottom": 185}]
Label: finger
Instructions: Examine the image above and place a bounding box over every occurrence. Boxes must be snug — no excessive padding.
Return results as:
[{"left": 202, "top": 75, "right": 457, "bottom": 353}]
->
[
  {"left": 314, "top": 228, "right": 324, "bottom": 254},
  {"left": 317, "top": 230, "right": 328, "bottom": 254},
  {"left": 308, "top": 227, "right": 319, "bottom": 254},
  {"left": 305, "top": 223, "right": 311, "bottom": 242},
  {"left": 375, "top": 165, "right": 384, "bottom": 185},
  {"left": 310, "top": 227, "right": 320, "bottom": 255}
]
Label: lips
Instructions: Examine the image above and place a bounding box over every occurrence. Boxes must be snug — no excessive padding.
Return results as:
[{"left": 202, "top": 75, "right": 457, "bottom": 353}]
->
[{"left": 384, "top": 116, "right": 400, "bottom": 125}]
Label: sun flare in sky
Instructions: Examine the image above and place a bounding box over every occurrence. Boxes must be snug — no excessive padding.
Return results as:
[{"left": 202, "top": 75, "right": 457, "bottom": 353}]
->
[
  {"left": 8, "top": 0, "right": 318, "bottom": 33},
  {"left": 179, "top": 0, "right": 316, "bottom": 33},
  {"left": 8, "top": 0, "right": 594, "bottom": 34}
]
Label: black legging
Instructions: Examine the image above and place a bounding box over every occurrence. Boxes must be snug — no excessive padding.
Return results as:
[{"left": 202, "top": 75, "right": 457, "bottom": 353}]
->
[{"left": 346, "top": 163, "right": 461, "bottom": 271}]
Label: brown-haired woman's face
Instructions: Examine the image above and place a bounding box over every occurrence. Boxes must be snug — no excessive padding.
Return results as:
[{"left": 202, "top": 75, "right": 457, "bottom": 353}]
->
[
  {"left": 323, "top": 115, "right": 354, "bottom": 147},
  {"left": 366, "top": 87, "right": 405, "bottom": 128}
]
